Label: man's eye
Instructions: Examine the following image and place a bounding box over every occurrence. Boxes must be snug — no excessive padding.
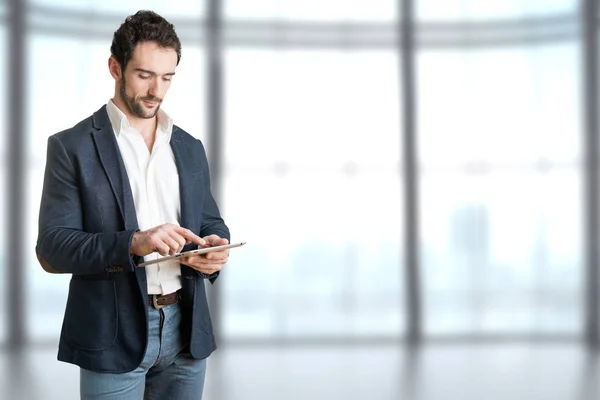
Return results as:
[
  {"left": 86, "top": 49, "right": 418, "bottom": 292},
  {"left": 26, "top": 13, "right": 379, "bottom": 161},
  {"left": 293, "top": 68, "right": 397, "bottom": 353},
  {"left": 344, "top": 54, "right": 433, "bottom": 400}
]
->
[
  {"left": 163, "top": 77, "right": 172, "bottom": 82},
  {"left": 139, "top": 74, "right": 151, "bottom": 79}
]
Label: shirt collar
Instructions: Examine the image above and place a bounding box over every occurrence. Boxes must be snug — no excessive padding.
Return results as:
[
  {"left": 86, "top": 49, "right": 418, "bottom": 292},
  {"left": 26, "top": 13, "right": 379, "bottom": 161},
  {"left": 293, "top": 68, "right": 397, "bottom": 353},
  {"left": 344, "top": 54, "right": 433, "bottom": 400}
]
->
[{"left": 106, "top": 99, "right": 174, "bottom": 142}]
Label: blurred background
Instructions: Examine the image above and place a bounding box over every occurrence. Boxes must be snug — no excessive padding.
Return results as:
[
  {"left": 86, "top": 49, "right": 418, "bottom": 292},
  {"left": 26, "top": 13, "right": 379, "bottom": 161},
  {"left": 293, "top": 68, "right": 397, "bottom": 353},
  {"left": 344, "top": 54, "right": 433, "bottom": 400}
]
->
[{"left": 1, "top": 0, "right": 599, "bottom": 399}]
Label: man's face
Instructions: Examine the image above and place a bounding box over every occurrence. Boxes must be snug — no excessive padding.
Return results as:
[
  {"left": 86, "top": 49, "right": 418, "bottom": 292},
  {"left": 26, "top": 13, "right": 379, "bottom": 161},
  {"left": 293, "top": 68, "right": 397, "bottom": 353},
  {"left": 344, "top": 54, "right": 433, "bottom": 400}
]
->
[{"left": 119, "top": 41, "right": 178, "bottom": 119}]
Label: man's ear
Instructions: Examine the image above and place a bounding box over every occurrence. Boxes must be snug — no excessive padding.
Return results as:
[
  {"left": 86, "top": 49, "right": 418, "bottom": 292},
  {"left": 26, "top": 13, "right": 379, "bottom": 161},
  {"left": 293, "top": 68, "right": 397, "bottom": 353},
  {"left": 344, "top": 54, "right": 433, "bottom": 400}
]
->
[{"left": 108, "top": 56, "right": 122, "bottom": 80}]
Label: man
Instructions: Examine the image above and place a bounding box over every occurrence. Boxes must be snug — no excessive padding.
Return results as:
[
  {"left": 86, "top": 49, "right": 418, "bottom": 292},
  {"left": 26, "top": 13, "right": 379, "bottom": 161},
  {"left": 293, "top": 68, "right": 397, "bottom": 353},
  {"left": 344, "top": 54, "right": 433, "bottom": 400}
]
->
[{"left": 36, "top": 10, "right": 230, "bottom": 399}]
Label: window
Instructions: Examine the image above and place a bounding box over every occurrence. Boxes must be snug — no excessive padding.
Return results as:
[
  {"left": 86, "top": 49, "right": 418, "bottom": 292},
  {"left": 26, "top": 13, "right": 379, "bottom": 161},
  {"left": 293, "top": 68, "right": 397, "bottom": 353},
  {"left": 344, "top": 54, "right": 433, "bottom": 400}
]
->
[
  {"left": 222, "top": 49, "right": 404, "bottom": 338},
  {"left": 0, "top": 0, "right": 590, "bottom": 345},
  {"left": 29, "top": 0, "right": 204, "bottom": 18},
  {"left": 226, "top": 0, "right": 396, "bottom": 22},
  {"left": 418, "top": 43, "right": 583, "bottom": 335},
  {"left": 417, "top": 0, "right": 575, "bottom": 21}
]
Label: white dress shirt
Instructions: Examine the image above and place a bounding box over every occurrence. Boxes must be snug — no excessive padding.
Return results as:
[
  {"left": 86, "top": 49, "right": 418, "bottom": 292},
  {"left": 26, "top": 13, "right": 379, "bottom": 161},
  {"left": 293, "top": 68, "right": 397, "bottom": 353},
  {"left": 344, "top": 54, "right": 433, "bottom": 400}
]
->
[{"left": 106, "top": 100, "right": 182, "bottom": 295}]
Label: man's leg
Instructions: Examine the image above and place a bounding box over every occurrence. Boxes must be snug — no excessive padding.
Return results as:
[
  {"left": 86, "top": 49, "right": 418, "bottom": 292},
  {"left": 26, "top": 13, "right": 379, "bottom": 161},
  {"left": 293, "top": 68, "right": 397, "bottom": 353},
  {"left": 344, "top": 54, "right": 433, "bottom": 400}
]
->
[
  {"left": 80, "top": 306, "right": 162, "bottom": 400},
  {"left": 144, "top": 302, "right": 207, "bottom": 400},
  {"left": 80, "top": 367, "right": 147, "bottom": 400},
  {"left": 144, "top": 354, "right": 207, "bottom": 400}
]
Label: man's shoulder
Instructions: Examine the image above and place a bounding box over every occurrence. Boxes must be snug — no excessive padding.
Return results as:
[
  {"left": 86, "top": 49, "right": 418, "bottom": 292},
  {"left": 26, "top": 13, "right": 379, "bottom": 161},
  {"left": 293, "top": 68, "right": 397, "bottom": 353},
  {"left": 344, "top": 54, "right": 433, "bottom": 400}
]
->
[
  {"left": 52, "top": 116, "right": 93, "bottom": 141},
  {"left": 50, "top": 106, "right": 106, "bottom": 145},
  {"left": 172, "top": 125, "right": 205, "bottom": 148}
]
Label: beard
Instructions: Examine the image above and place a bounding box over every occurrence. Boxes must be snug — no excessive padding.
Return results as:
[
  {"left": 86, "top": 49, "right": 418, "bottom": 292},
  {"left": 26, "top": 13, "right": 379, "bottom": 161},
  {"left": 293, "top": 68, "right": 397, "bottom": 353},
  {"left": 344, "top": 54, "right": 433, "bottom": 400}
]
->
[{"left": 119, "top": 75, "right": 162, "bottom": 119}]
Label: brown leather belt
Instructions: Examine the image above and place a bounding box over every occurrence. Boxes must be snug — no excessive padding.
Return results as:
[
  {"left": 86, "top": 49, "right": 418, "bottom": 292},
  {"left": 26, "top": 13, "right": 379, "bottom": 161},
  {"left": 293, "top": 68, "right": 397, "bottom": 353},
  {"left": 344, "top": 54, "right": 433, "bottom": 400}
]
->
[{"left": 148, "top": 290, "right": 181, "bottom": 309}]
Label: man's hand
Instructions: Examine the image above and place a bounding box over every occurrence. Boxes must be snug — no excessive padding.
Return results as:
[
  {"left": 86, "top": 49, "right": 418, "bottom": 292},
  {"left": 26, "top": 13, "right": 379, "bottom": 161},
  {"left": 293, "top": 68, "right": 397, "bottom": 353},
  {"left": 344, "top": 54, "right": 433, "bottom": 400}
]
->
[
  {"left": 180, "top": 235, "right": 229, "bottom": 275},
  {"left": 131, "top": 223, "right": 206, "bottom": 258}
]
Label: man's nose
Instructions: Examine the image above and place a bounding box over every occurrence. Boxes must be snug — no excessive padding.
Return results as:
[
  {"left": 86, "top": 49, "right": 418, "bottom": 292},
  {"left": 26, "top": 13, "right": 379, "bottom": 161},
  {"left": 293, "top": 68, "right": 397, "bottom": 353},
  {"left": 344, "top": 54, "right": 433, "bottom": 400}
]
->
[{"left": 148, "top": 78, "right": 164, "bottom": 99}]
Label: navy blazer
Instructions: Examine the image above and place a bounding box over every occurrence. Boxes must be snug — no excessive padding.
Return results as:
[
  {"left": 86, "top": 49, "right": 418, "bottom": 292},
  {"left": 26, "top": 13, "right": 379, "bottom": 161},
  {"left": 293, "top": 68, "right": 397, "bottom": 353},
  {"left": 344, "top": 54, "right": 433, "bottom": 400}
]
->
[{"left": 36, "top": 105, "right": 230, "bottom": 373}]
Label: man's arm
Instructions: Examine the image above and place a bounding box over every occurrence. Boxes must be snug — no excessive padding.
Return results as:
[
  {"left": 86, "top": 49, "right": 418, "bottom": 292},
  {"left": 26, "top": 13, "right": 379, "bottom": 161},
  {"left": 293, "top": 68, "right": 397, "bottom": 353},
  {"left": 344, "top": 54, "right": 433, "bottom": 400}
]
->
[{"left": 36, "top": 135, "right": 138, "bottom": 275}]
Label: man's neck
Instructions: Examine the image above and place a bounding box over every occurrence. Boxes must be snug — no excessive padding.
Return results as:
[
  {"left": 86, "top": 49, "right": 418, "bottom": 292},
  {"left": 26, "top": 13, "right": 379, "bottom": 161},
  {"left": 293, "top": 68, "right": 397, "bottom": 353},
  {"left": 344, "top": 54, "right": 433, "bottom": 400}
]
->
[{"left": 111, "top": 96, "right": 157, "bottom": 138}]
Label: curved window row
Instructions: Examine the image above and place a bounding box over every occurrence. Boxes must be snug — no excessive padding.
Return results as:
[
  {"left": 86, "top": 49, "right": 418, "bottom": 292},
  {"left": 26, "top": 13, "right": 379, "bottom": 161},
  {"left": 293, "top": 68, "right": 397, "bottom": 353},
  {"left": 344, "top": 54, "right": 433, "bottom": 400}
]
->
[{"left": 0, "top": 0, "right": 590, "bottom": 343}]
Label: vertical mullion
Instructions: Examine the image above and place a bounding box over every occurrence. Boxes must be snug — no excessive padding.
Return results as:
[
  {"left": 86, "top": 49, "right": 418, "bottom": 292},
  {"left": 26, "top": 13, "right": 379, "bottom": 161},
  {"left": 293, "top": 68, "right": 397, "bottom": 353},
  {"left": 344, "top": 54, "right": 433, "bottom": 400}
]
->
[
  {"left": 6, "top": 0, "right": 26, "bottom": 349},
  {"left": 206, "top": 0, "right": 224, "bottom": 336},
  {"left": 399, "top": 0, "right": 421, "bottom": 342},
  {"left": 583, "top": 0, "right": 599, "bottom": 346}
]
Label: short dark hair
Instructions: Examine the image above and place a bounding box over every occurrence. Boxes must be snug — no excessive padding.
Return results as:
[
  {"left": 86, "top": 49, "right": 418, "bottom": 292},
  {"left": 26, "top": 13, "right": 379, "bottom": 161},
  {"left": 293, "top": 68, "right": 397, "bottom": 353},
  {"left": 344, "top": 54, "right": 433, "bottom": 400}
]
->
[{"left": 110, "top": 10, "right": 182, "bottom": 71}]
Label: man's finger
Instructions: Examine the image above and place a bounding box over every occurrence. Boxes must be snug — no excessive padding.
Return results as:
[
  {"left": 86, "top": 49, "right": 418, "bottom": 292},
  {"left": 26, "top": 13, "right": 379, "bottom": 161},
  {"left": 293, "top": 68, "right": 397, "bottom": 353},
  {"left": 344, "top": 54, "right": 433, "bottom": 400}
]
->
[
  {"left": 167, "top": 231, "right": 187, "bottom": 249},
  {"left": 163, "top": 237, "right": 181, "bottom": 254},
  {"left": 174, "top": 227, "right": 206, "bottom": 246},
  {"left": 200, "top": 264, "right": 222, "bottom": 273},
  {"left": 203, "top": 235, "right": 228, "bottom": 246},
  {"left": 214, "top": 237, "right": 229, "bottom": 246},
  {"left": 156, "top": 244, "right": 170, "bottom": 256},
  {"left": 206, "top": 250, "right": 228, "bottom": 260}
]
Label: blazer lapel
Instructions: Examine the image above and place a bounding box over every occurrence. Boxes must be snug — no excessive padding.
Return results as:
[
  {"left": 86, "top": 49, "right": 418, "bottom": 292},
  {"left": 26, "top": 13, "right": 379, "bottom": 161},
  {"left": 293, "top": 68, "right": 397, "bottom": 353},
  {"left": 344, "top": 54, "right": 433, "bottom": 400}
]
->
[
  {"left": 90, "top": 105, "right": 139, "bottom": 231},
  {"left": 170, "top": 128, "right": 198, "bottom": 233}
]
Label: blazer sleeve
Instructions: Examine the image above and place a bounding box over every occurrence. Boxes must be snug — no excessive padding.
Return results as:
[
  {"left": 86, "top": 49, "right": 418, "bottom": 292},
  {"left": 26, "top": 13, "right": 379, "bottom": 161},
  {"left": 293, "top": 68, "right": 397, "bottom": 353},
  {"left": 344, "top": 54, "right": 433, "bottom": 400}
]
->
[
  {"left": 197, "top": 139, "right": 231, "bottom": 283},
  {"left": 36, "top": 135, "right": 139, "bottom": 275}
]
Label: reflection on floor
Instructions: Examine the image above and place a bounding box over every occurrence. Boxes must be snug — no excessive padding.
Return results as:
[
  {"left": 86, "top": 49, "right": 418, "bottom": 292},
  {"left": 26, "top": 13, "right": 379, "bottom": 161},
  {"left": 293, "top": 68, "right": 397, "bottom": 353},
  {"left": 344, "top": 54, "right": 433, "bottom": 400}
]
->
[{"left": 1, "top": 342, "right": 599, "bottom": 400}]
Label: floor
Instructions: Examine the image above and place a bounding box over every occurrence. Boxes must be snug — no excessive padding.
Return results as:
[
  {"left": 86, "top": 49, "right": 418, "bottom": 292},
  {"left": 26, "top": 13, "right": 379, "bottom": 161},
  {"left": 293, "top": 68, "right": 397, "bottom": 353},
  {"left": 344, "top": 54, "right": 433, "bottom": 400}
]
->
[{"left": 1, "top": 341, "right": 598, "bottom": 399}]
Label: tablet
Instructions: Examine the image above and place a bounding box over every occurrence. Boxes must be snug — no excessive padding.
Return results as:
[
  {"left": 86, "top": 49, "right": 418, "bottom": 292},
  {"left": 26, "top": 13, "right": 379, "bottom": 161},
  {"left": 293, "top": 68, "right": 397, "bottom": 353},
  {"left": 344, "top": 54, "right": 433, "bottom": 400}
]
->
[{"left": 138, "top": 241, "right": 246, "bottom": 267}]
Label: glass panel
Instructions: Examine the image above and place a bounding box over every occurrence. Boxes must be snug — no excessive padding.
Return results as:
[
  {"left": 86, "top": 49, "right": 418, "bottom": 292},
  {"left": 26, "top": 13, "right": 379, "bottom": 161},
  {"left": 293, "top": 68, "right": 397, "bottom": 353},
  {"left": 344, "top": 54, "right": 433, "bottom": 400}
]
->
[
  {"left": 225, "top": 49, "right": 400, "bottom": 168},
  {"left": 29, "top": 0, "right": 204, "bottom": 18},
  {"left": 417, "top": 0, "right": 576, "bottom": 21},
  {"left": 222, "top": 48, "right": 403, "bottom": 339},
  {"left": 418, "top": 43, "right": 581, "bottom": 166},
  {"left": 419, "top": 42, "right": 582, "bottom": 335},
  {"left": 223, "top": 173, "right": 403, "bottom": 338},
  {"left": 421, "top": 169, "right": 582, "bottom": 335},
  {"left": 26, "top": 34, "right": 205, "bottom": 340},
  {"left": 226, "top": 0, "right": 397, "bottom": 22}
]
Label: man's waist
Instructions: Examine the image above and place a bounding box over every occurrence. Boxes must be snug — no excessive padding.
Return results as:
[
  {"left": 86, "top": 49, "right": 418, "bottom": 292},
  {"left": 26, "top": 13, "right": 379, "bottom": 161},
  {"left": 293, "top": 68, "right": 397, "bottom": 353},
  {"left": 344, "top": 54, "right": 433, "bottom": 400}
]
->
[{"left": 148, "top": 289, "right": 182, "bottom": 309}]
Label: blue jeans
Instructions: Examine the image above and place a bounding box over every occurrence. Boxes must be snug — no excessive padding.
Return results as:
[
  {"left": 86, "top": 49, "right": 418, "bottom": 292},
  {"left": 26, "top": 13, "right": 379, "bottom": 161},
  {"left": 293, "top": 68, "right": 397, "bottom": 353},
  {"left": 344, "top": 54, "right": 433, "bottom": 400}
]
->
[{"left": 80, "top": 301, "right": 207, "bottom": 400}]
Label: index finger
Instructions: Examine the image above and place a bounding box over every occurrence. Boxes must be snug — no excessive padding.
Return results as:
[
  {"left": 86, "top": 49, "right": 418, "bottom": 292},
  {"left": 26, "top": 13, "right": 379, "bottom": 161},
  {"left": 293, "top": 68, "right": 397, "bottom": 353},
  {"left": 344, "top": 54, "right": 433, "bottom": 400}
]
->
[{"left": 173, "top": 226, "right": 206, "bottom": 247}]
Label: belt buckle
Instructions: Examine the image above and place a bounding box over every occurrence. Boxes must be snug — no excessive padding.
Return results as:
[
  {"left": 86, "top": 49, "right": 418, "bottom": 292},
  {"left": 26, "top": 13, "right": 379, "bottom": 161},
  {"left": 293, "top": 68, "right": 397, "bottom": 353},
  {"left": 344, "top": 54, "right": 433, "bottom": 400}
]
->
[{"left": 152, "top": 294, "right": 166, "bottom": 310}]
